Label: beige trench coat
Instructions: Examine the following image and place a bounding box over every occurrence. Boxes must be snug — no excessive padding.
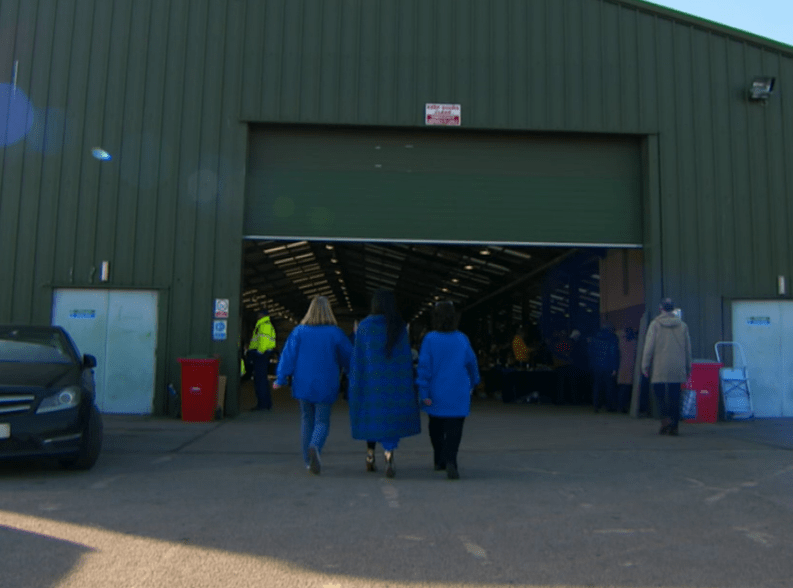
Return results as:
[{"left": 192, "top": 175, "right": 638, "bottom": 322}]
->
[{"left": 641, "top": 312, "right": 692, "bottom": 384}]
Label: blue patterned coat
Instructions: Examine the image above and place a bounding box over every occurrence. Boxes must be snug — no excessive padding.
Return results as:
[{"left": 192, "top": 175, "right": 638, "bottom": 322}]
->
[{"left": 347, "top": 315, "right": 421, "bottom": 441}]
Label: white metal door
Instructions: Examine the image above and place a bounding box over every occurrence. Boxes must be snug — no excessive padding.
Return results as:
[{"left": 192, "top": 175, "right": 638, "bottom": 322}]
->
[
  {"left": 781, "top": 302, "right": 793, "bottom": 416},
  {"left": 53, "top": 289, "right": 158, "bottom": 414},
  {"left": 732, "top": 301, "right": 793, "bottom": 417},
  {"left": 52, "top": 290, "right": 110, "bottom": 410},
  {"left": 104, "top": 291, "right": 157, "bottom": 413}
]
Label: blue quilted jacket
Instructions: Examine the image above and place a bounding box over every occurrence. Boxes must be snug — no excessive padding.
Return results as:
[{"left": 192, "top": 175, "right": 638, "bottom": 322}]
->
[{"left": 347, "top": 315, "right": 421, "bottom": 441}]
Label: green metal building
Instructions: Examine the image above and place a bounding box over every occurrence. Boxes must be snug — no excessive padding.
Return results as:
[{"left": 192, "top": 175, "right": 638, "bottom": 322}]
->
[{"left": 1, "top": 0, "right": 792, "bottom": 416}]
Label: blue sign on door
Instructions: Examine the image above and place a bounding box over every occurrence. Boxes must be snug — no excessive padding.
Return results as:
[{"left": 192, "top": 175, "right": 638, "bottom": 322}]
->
[
  {"left": 69, "top": 309, "right": 96, "bottom": 319},
  {"left": 212, "top": 320, "right": 228, "bottom": 341}
]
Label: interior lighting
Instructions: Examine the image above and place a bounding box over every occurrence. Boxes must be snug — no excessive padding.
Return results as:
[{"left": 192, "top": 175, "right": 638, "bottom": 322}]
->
[
  {"left": 464, "top": 265, "right": 474, "bottom": 270},
  {"left": 479, "top": 249, "right": 491, "bottom": 255},
  {"left": 451, "top": 278, "right": 459, "bottom": 283},
  {"left": 749, "top": 77, "right": 775, "bottom": 102}
]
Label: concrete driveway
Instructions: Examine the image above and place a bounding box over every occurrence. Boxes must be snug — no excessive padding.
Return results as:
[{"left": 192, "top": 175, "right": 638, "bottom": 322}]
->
[{"left": 1, "top": 389, "right": 791, "bottom": 588}]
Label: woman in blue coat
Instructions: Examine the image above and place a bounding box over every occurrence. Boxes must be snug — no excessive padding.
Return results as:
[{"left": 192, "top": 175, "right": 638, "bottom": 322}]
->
[
  {"left": 348, "top": 289, "right": 420, "bottom": 478},
  {"left": 417, "top": 300, "right": 480, "bottom": 480},
  {"left": 273, "top": 296, "right": 352, "bottom": 475}
]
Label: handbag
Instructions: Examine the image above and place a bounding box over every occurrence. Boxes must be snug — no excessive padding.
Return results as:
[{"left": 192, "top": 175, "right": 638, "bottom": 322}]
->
[{"left": 681, "top": 388, "right": 697, "bottom": 420}]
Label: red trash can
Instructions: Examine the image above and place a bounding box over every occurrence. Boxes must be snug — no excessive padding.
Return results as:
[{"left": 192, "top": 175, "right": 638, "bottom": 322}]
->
[
  {"left": 683, "top": 360, "right": 722, "bottom": 423},
  {"left": 178, "top": 357, "right": 220, "bottom": 422}
]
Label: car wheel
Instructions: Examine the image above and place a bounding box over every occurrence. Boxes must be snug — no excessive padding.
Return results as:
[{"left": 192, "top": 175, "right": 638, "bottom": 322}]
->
[{"left": 60, "top": 405, "right": 103, "bottom": 470}]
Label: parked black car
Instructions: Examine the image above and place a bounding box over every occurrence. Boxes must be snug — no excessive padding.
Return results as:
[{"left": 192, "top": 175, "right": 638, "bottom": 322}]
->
[{"left": 0, "top": 325, "right": 103, "bottom": 469}]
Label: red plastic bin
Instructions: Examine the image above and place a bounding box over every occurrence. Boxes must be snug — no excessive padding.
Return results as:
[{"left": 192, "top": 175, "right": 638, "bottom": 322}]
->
[
  {"left": 178, "top": 357, "right": 220, "bottom": 422},
  {"left": 683, "top": 360, "right": 722, "bottom": 423}
]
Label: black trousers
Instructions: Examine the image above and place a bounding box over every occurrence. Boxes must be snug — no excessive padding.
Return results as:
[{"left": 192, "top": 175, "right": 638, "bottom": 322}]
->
[
  {"left": 428, "top": 415, "right": 465, "bottom": 468},
  {"left": 249, "top": 349, "right": 273, "bottom": 410},
  {"left": 592, "top": 370, "right": 616, "bottom": 411},
  {"left": 653, "top": 382, "right": 682, "bottom": 428}
]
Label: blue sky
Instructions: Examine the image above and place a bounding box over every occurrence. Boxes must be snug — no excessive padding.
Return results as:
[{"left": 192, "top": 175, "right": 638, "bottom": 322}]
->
[{"left": 649, "top": 0, "right": 793, "bottom": 46}]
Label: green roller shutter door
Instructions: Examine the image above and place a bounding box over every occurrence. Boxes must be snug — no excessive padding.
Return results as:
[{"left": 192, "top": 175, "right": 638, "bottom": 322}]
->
[{"left": 244, "top": 126, "right": 642, "bottom": 246}]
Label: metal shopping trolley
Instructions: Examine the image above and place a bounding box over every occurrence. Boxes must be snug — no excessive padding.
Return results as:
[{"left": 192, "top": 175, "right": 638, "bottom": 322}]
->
[{"left": 714, "top": 342, "right": 754, "bottom": 420}]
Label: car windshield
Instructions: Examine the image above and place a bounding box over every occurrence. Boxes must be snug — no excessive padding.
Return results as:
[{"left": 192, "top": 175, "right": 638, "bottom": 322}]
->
[{"left": 0, "top": 328, "right": 75, "bottom": 364}]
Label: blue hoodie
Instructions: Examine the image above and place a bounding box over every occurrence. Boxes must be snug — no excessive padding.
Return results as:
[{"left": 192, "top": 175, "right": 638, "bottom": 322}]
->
[
  {"left": 416, "top": 331, "right": 480, "bottom": 418},
  {"left": 275, "top": 324, "right": 352, "bottom": 404},
  {"left": 588, "top": 327, "right": 620, "bottom": 374}
]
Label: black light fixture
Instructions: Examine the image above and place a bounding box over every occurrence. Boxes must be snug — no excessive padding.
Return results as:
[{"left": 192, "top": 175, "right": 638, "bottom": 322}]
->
[{"left": 749, "top": 76, "right": 775, "bottom": 102}]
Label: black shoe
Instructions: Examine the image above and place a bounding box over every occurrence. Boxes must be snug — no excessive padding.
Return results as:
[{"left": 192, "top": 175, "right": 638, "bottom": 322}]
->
[
  {"left": 446, "top": 464, "right": 460, "bottom": 480},
  {"left": 668, "top": 426, "right": 679, "bottom": 436},
  {"left": 308, "top": 446, "right": 321, "bottom": 475},
  {"left": 434, "top": 463, "right": 446, "bottom": 471}
]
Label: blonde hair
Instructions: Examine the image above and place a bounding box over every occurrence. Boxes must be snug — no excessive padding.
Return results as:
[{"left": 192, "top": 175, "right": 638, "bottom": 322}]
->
[{"left": 300, "top": 296, "right": 338, "bottom": 326}]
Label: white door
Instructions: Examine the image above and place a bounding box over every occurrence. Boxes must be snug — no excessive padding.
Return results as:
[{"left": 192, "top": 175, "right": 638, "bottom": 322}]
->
[
  {"left": 732, "top": 301, "right": 793, "bottom": 417},
  {"left": 52, "top": 289, "right": 158, "bottom": 414},
  {"left": 51, "top": 290, "right": 110, "bottom": 409}
]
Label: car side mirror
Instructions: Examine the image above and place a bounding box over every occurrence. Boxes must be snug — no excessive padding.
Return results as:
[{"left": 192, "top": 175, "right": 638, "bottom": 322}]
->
[{"left": 83, "top": 354, "right": 97, "bottom": 368}]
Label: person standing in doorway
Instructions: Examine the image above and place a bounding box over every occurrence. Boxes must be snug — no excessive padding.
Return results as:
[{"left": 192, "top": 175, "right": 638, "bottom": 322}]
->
[
  {"left": 617, "top": 326, "right": 638, "bottom": 413},
  {"left": 511, "top": 326, "right": 530, "bottom": 369},
  {"left": 273, "top": 296, "right": 352, "bottom": 474},
  {"left": 641, "top": 298, "right": 692, "bottom": 436},
  {"left": 555, "top": 329, "right": 588, "bottom": 404},
  {"left": 347, "top": 289, "right": 420, "bottom": 478},
  {"left": 417, "top": 301, "right": 480, "bottom": 480},
  {"left": 248, "top": 309, "right": 277, "bottom": 411},
  {"left": 588, "top": 324, "right": 620, "bottom": 412}
]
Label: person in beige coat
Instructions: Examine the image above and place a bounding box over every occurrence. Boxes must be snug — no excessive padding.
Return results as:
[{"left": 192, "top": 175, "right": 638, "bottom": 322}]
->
[{"left": 641, "top": 298, "right": 692, "bottom": 435}]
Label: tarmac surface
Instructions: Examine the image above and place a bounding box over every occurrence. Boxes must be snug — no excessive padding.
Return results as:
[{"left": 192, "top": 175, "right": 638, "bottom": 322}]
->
[{"left": 1, "top": 384, "right": 792, "bottom": 588}]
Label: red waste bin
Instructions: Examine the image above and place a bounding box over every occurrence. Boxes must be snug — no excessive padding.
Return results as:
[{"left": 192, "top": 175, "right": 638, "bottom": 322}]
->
[
  {"left": 178, "top": 357, "right": 220, "bottom": 422},
  {"left": 683, "top": 360, "right": 722, "bottom": 423}
]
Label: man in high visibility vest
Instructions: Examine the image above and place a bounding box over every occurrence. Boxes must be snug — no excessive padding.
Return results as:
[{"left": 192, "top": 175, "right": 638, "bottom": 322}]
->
[{"left": 248, "top": 308, "right": 277, "bottom": 410}]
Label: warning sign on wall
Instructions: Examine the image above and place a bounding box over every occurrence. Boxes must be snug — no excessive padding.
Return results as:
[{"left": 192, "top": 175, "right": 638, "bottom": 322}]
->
[
  {"left": 214, "top": 299, "right": 229, "bottom": 318},
  {"left": 425, "top": 103, "right": 461, "bottom": 126}
]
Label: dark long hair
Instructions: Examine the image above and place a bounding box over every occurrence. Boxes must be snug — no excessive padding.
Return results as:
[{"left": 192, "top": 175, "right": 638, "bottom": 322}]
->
[
  {"left": 432, "top": 300, "right": 458, "bottom": 332},
  {"left": 370, "top": 289, "right": 405, "bottom": 358}
]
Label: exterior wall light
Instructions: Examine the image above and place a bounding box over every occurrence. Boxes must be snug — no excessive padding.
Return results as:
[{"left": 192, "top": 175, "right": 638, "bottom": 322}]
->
[{"left": 749, "top": 77, "right": 775, "bottom": 102}]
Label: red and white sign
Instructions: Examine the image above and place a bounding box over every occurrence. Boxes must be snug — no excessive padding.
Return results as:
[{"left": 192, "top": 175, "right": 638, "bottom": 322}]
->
[
  {"left": 214, "top": 298, "right": 229, "bottom": 318},
  {"left": 425, "top": 103, "right": 461, "bottom": 126}
]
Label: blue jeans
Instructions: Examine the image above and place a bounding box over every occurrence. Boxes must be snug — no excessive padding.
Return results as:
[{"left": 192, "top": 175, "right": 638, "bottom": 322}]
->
[{"left": 299, "top": 400, "right": 332, "bottom": 464}]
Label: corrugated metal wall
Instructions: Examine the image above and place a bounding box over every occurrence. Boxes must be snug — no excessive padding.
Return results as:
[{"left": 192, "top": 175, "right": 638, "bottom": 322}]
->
[
  {"left": 1, "top": 0, "right": 792, "bottom": 413},
  {"left": 0, "top": 0, "right": 248, "bottom": 413},
  {"left": 237, "top": 0, "right": 793, "bottom": 358}
]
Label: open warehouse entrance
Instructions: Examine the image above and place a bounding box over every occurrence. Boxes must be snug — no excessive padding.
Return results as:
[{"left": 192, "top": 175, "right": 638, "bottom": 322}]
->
[
  {"left": 240, "top": 239, "right": 644, "bottom": 408},
  {"left": 240, "top": 124, "right": 647, "bottom": 409}
]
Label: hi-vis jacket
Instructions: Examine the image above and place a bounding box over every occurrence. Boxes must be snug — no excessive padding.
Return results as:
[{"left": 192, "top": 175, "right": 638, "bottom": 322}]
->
[{"left": 249, "top": 316, "right": 276, "bottom": 353}]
